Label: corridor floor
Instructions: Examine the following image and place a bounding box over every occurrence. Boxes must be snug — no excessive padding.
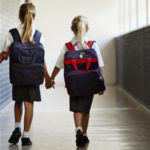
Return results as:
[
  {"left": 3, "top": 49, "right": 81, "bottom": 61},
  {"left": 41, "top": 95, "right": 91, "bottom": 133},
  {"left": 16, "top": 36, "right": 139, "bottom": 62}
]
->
[{"left": 0, "top": 85, "right": 150, "bottom": 150}]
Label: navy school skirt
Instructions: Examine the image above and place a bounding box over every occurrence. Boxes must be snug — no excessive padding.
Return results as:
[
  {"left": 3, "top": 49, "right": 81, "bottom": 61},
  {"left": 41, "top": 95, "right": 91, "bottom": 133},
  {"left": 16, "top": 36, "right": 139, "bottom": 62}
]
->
[
  {"left": 70, "top": 95, "right": 94, "bottom": 113},
  {"left": 12, "top": 85, "right": 41, "bottom": 102}
]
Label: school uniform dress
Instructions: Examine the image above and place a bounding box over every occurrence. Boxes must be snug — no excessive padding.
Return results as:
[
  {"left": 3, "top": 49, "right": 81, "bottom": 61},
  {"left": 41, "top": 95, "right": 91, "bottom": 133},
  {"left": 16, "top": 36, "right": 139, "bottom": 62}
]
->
[
  {"left": 2, "top": 24, "right": 44, "bottom": 102},
  {"left": 56, "top": 37, "right": 104, "bottom": 113}
]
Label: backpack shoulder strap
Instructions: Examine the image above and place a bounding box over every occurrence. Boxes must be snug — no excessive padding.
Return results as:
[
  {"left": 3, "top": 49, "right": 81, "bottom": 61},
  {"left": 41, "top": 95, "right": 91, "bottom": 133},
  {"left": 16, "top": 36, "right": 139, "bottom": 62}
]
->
[
  {"left": 9, "top": 28, "right": 22, "bottom": 43},
  {"left": 65, "top": 42, "right": 75, "bottom": 51},
  {"left": 33, "top": 30, "right": 41, "bottom": 43},
  {"left": 86, "top": 41, "right": 95, "bottom": 49},
  {"left": 66, "top": 41, "right": 95, "bottom": 50}
]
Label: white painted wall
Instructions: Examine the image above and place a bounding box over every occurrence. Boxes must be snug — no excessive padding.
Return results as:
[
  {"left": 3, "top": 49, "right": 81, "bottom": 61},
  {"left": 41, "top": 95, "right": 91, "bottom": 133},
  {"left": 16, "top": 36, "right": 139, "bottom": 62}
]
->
[
  {"left": 148, "top": 0, "right": 150, "bottom": 24},
  {"left": 138, "top": 0, "right": 147, "bottom": 28},
  {"left": 130, "top": 0, "right": 137, "bottom": 31},
  {"left": 20, "top": 0, "right": 25, "bottom": 4},
  {"left": 124, "top": 0, "right": 130, "bottom": 33},
  {"left": 119, "top": 0, "right": 149, "bottom": 34},
  {"left": 30, "top": 0, "right": 119, "bottom": 85}
]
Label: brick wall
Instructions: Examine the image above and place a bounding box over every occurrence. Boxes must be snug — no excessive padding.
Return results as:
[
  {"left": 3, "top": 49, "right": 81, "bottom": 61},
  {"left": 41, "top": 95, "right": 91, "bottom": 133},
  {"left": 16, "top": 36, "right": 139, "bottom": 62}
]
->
[
  {"left": 0, "top": 0, "right": 21, "bottom": 109},
  {"left": 116, "top": 26, "right": 150, "bottom": 109}
]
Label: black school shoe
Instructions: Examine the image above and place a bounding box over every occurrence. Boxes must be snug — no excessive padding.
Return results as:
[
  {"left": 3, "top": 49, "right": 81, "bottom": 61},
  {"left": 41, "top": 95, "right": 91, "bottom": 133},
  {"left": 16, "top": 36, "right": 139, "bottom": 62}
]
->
[
  {"left": 83, "top": 135, "right": 90, "bottom": 144},
  {"left": 8, "top": 128, "right": 21, "bottom": 144},
  {"left": 76, "top": 130, "right": 85, "bottom": 147},
  {"left": 21, "top": 138, "right": 32, "bottom": 146}
]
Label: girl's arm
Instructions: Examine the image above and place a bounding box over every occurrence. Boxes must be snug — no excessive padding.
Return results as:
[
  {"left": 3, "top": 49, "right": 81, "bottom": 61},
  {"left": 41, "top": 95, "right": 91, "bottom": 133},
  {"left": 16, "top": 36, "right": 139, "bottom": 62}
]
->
[
  {"left": 99, "top": 67, "right": 104, "bottom": 95},
  {"left": 44, "top": 61, "right": 52, "bottom": 89},
  {"left": 51, "top": 66, "right": 60, "bottom": 80},
  {"left": 0, "top": 32, "right": 13, "bottom": 63},
  {"left": 0, "top": 51, "right": 6, "bottom": 63},
  {"left": 100, "top": 67, "right": 103, "bottom": 77},
  {"left": 49, "top": 45, "right": 66, "bottom": 88},
  {"left": 50, "top": 66, "right": 61, "bottom": 89}
]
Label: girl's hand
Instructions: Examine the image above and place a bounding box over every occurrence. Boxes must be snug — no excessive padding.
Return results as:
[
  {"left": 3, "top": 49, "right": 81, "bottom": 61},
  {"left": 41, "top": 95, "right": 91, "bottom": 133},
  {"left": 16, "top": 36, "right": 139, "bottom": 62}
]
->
[
  {"left": 50, "top": 78, "right": 55, "bottom": 89},
  {"left": 0, "top": 52, "right": 5, "bottom": 63},
  {"left": 0, "top": 56, "right": 3, "bottom": 63},
  {"left": 99, "top": 91, "right": 104, "bottom": 95},
  {"left": 45, "top": 78, "right": 55, "bottom": 89}
]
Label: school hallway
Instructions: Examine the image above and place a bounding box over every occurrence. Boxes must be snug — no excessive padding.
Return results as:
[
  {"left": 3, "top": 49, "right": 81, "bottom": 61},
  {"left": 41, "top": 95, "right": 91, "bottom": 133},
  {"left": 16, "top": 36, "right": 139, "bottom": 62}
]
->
[
  {"left": 0, "top": 85, "right": 150, "bottom": 150},
  {"left": 1, "top": 0, "right": 150, "bottom": 150}
]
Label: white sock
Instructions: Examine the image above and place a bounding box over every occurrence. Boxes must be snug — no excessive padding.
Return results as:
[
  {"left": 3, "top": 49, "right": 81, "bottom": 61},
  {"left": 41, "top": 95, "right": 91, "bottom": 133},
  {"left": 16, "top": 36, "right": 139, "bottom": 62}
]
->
[
  {"left": 75, "top": 126, "right": 83, "bottom": 133},
  {"left": 22, "top": 131, "right": 30, "bottom": 138},
  {"left": 15, "top": 122, "right": 21, "bottom": 129},
  {"left": 83, "top": 133, "right": 87, "bottom": 136}
]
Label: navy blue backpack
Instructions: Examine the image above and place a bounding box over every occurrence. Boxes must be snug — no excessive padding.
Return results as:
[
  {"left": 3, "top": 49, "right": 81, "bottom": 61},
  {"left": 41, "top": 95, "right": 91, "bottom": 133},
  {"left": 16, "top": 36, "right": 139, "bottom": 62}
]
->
[
  {"left": 9, "top": 28, "right": 44, "bottom": 86},
  {"left": 64, "top": 41, "right": 105, "bottom": 96}
]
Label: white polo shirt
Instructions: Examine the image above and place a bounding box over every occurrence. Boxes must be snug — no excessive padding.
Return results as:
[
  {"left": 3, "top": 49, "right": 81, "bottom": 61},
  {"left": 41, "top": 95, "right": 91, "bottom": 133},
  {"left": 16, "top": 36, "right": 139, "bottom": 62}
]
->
[
  {"left": 2, "top": 24, "right": 44, "bottom": 52},
  {"left": 56, "top": 37, "right": 104, "bottom": 69}
]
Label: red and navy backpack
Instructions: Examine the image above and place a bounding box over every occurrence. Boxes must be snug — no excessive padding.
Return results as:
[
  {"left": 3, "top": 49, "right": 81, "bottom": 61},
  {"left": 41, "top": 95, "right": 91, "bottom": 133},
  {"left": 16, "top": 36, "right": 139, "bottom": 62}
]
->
[{"left": 64, "top": 41, "right": 105, "bottom": 96}]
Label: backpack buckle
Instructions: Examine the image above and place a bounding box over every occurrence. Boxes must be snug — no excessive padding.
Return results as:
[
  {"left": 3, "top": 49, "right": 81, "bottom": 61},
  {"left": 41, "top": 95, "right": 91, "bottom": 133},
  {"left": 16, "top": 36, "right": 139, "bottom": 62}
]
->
[{"left": 79, "top": 52, "right": 84, "bottom": 59}]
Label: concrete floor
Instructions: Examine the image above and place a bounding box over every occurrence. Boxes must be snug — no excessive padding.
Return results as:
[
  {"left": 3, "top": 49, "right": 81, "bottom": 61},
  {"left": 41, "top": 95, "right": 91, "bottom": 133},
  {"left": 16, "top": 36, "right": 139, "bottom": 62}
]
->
[{"left": 0, "top": 85, "right": 150, "bottom": 150}]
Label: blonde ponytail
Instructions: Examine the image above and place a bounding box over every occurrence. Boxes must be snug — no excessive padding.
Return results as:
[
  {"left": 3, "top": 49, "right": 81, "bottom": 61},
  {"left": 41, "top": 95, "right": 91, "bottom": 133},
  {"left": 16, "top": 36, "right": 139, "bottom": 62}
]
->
[
  {"left": 71, "top": 16, "right": 89, "bottom": 49},
  {"left": 76, "top": 21, "right": 88, "bottom": 49},
  {"left": 22, "top": 11, "right": 33, "bottom": 44},
  {"left": 19, "top": 3, "right": 36, "bottom": 44}
]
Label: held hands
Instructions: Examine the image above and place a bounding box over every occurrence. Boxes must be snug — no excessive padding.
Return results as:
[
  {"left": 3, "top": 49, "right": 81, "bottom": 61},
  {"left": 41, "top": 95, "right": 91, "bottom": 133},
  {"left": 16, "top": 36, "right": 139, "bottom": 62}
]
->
[
  {"left": 45, "top": 77, "right": 55, "bottom": 89},
  {"left": 44, "top": 66, "right": 60, "bottom": 89}
]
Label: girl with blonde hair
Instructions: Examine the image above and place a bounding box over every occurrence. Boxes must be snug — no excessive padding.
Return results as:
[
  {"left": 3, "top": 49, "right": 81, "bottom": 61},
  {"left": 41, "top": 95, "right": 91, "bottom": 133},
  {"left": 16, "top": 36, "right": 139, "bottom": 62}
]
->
[
  {"left": 0, "top": 3, "right": 51, "bottom": 146},
  {"left": 49, "top": 16, "right": 104, "bottom": 147}
]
